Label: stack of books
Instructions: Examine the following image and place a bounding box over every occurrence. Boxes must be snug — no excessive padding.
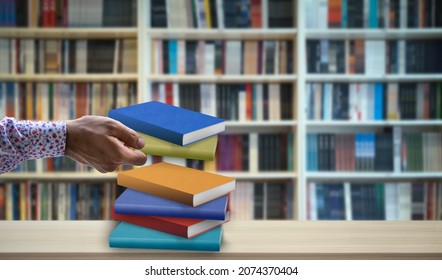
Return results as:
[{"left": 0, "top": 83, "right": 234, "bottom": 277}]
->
[{"left": 107, "top": 101, "right": 235, "bottom": 251}]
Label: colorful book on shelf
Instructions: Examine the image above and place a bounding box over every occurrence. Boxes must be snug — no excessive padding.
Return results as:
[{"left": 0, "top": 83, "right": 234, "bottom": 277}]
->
[
  {"left": 117, "top": 162, "right": 236, "bottom": 207},
  {"left": 111, "top": 208, "right": 230, "bottom": 239},
  {"left": 139, "top": 133, "right": 218, "bottom": 161},
  {"left": 109, "top": 222, "right": 223, "bottom": 251},
  {"left": 108, "top": 101, "right": 225, "bottom": 146},
  {"left": 114, "top": 188, "right": 228, "bottom": 220}
]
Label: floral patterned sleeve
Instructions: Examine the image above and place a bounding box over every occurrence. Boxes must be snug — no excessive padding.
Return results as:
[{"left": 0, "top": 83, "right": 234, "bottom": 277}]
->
[{"left": 0, "top": 117, "right": 66, "bottom": 174}]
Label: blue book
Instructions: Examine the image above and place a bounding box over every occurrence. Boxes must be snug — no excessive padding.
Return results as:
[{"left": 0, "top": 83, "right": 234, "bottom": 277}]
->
[
  {"left": 316, "top": 184, "right": 326, "bottom": 220},
  {"left": 108, "top": 101, "right": 225, "bottom": 146},
  {"left": 168, "top": 40, "right": 177, "bottom": 74},
  {"left": 115, "top": 188, "right": 228, "bottom": 220},
  {"left": 109, "top": 222, "right": 222, "bottom": 251},
  {"left": 69, "top": 184, "right": 77, "bottom": 220},
  {"left": 11, "top": 0, "right": 16, "bottom": 26},
  {"left": 341, "top": 0, "right": 348, "bottom": 28},
  {"left": 323, "top": 84, "right": 331, "bottom": 120},
  {"left": 329, "top": 184, "right": 345, "bottom": 220},
  {"left": 374, "top": 83, "right": 384, "bottom": 120},
  {"left": 0, "top": 0, "right": 3, "bottom": 26},
  {"left": 313, "top": 133, "right": 318, "bottom": 171},
  {"left": 369, "top": 0, "right": 378, "bottom": 28},
  {"left": 307, "top": 134, "right": 312, "bottom": 171}
]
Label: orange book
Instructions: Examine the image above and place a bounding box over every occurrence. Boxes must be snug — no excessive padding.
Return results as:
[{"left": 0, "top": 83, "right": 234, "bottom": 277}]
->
[
  {"left": 250, "top": 0, "right": 262, "bottom": 28},
  {"left": 245, "top": 83, "right": 253, "bottom": 120},
  {"left": 328, "top": 0, "right": 341, "bottom": 28},
  {"left": 75, "top": 83, "right": 88, "bottom": 118},
  {"left": 117, "top": 162, "right": 236, "bottom": 207}
]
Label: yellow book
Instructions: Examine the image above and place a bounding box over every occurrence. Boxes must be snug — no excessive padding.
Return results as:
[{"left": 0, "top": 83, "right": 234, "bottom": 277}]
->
[
  {"left": 204, "top": 159, "right": 216, "bottom": 172},
  {"left": 204, "top": 0, "right": 212, "bottom": 28},
  {"left": 140, "top": 133, "right": 218, "bottom": 161},
  {"left": 117, "top": 162, "right": 235, "bottom": 206},
  {"left": 19, "top": 183, "right": 26, "bottom": 221}
]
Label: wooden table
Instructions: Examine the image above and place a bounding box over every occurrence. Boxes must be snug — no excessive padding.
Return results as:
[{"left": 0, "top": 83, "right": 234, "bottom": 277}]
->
[{"left": 0, "top": 221, "right": 441, "bottom": 259}]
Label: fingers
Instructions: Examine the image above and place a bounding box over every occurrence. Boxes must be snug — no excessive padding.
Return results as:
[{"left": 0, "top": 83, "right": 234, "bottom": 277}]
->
[
  {"left": 119, "top": 146, "right": 148, "bottom": 166},
  {"left": 108, "top": 119, "right": 145, "bottom": 149}
]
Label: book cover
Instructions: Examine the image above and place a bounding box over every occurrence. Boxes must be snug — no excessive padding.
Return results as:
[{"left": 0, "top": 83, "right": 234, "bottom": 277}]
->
[
  {"left": 109, "top": 222, "right": 222, "bottom": 251},
  {"left": 111, "top": 208, "right": 229, "bottom": 238},
  {"left": 117, "top": 162, "right": 236, "bottom": 207},
  {"left": 114, "top": 188, "right": 228, "bottom": 220},
  {"left": 108, "top": 101, "right": 225, "bottom": 146},
  {"left": 139, "top": 133, "right": 217, "bottom": 161}
]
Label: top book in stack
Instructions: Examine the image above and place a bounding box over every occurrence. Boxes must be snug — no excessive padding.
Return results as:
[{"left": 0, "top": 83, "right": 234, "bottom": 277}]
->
[{"left": 108, "top": 101, "right": 225, "bottom": 146}]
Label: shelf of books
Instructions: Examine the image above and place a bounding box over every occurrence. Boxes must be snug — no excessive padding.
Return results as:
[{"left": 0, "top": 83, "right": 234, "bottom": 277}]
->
[
  {"left": 0, "top": 0, "right": 300, "bottom": 223},
  {"left": 145, "top": 0, "right": 299, "bottom": 223},
  {"left": 0, "top": 0, "right": 140, "bottom": 223},
  {"left": 300, "top": 0, "right": 442, "bottom": 221}
]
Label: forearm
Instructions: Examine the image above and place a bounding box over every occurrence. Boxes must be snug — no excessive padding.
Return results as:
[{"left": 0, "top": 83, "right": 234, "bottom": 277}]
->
[{"left": 0, "top": 117, "right": 66, "bottom": 174}]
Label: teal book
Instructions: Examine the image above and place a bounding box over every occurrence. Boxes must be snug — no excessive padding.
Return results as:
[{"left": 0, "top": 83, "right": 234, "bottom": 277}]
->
[{"left": 109, "top": 222, "right": 223, "bottom": 251}]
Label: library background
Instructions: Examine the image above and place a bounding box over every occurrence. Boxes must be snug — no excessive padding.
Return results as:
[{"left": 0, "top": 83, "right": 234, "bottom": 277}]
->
[{"left": 0, "top": 0, "right": 441, "bottom": 223}]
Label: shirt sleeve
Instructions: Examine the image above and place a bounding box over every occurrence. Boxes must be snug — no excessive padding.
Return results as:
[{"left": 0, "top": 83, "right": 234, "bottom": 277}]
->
[{"left": 0, "top": 117, "right": 66, "bottom": 174}]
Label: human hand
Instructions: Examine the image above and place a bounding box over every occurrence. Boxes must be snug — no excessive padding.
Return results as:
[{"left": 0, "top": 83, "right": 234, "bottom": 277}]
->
[{"left": 65, "top": 115, "right": 147, "bottom": 173}]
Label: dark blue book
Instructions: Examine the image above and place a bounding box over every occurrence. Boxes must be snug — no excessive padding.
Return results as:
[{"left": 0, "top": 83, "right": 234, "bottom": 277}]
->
[
  {"left": 109, "top": 222, "right": 222, "bottom": 251},
  {"left": 114, "top": 188, "right": 228, "bottom": 220},
  {"left": 108, "top": 101, "right": 225, "bottom": 146}
]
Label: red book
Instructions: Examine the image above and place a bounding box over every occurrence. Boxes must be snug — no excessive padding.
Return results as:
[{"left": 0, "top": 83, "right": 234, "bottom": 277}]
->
[
  {"left": 152, "top": 155, "right": 162, "bottom": 164},
  {"left": 427, "top": 182, "right": 436, "bottom": 220},
  {"left": 61, "top": 0, "right": 68, "bottom": 27},
  {"left": 423, "top": 83, "right": 430, "bottom": 119},
  {"left": 348, "top": 134, "right": 355, "bottom": 171},
  {"left": 250, "top": 0, "right": 262, "bottom": 28},
  {"left": 165, "top": 83, "right": 173, "bottom": 105},
  {"left": 328, "top": 0, "right": 341, "bottom": 28},
  {"left": 49, "top": 0, "right": 57, "bottom": 27},
  {"left": 46, "top": 158, "right": 54, "bottom": 171},
  {"left": 111, "top": 208, "right": 229, "bottom": 239},
  {"left": 42, "top": 0, "right": 50, "bottom": 27}
]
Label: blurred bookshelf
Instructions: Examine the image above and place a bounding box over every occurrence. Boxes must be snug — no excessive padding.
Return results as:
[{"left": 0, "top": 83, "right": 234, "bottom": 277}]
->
[
  {"left": 1, "top": 0, "right": 442, "bottom": 226},
  {"left": 300, "top": 0, "right": 442, "bottom": 221}
]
